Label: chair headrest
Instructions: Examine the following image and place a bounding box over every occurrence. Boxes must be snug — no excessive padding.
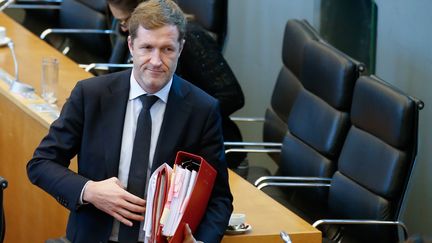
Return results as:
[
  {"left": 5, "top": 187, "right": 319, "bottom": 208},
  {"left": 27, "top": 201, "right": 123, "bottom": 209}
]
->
[
  {"left": 300, "top": 41, "right": 358, "bottom": 110},
  {"left": 350, "top": 76, "right": 416, "bottom": 149},
  {"left": 176, "top": 0, "right": 226, "bottom": 35},
  {"left": 282, "top": 19, "right": 320, "bottom": 78},
  {"left": 75, "top": 0, "right": 107, "bottom": 13}
]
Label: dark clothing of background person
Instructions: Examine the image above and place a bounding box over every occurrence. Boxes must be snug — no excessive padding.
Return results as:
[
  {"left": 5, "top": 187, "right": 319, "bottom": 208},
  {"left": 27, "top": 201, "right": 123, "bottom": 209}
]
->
[{"left": 175, "top": 22, "right": 246, "bottom": 168}]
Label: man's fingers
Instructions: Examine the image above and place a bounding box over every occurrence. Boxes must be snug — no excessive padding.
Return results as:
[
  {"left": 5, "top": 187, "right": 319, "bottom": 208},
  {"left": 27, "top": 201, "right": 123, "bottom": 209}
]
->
[
  {"left": 116, "top": 193, "right": 146, "bottom": 215},
  {"left": 183, "top": 224, "right": 196, "bottom": 243},
  {"left": 116, "top": 207, "right": 145, "bottom": 222},
  {"left": 123, "top": 201, "right": 146, "bottom": 214},
  {"left": 122, "top": 192, "right": 146, "bottom": 207},
  {"left": 112, "top": 211, "right": 133, "bottom": 227},
  {"left": 185, "top": 223, "right": 192, "bottom": 234},
  {"left": 84, "top": 177, "right": 147, "bottom": 225}
]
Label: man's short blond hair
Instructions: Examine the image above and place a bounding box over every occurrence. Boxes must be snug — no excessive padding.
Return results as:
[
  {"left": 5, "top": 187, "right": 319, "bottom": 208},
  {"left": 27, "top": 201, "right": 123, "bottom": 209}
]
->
[{"left": 128, "top": 0, "right": 187, "bottom": 42}]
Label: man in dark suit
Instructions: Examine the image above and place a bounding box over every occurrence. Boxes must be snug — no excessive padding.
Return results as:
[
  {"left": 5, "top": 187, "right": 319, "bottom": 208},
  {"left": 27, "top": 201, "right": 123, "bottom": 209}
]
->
[{"left": 27, "top": 1, "right": 233, "bottom": 242}]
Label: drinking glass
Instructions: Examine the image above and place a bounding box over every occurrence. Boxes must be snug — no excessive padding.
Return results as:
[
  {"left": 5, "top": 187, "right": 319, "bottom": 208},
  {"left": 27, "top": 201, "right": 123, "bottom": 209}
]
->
[{"left": 41, "top": 57, "right": 59, "bottom": 104}]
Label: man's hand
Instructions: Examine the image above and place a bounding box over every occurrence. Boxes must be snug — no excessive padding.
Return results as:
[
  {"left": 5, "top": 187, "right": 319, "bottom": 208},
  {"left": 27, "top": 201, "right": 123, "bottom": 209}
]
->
[
  {"left": 83, "top": 177, "right": 146, "bottom": 226},
  {"left": 183, "top": 224, "right": 203, "bottom": 243}
]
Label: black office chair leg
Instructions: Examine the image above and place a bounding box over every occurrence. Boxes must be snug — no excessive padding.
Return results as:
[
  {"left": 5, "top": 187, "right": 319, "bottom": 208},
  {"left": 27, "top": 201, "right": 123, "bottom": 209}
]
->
[
  {"left": 0, "top": 176, "right": 8, "bottom": 243},
  {"left": 1, "top": 212, "right": 5, "bottom": 243}
]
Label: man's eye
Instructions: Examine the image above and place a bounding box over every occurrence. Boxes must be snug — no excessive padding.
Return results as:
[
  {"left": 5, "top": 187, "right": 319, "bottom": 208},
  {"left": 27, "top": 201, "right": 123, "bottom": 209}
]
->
[{"left": 164, "top": 47, "right": 174, "bottom": 53}]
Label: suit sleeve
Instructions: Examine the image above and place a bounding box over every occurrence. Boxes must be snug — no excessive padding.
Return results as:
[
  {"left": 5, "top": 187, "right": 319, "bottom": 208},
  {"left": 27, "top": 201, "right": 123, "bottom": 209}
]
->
[
  {"left": 194, "top": 101, "right": 233, "bottom": 243},
  {"left": 27, "top": 81, "right": 89, "bottom": 211}
]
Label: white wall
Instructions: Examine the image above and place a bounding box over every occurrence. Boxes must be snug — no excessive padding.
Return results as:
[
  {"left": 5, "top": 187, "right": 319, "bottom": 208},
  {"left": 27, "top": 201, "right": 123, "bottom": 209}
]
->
[
  {"left": 224, "top": 0, "right": 432, "bottom": 236},
  {"left": 374, "top": 0, "right": 432, "bottom": 235}
]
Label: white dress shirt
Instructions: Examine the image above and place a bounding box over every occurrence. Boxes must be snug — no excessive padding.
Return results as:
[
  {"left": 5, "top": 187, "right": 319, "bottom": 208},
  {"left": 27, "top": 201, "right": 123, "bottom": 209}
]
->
[{"left": 110, "top": 71, "right": 172, "bottom": 242}]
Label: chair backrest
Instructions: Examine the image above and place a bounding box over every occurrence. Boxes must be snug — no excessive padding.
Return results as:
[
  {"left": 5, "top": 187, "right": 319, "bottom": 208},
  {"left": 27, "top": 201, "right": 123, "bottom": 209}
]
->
[
  {"left": 274, "top": 40, "right": 360, "bottom": 220},
  {"left": 327, "top": 75, "right": 422, "bottom": 242},
  {"left": 262, "top": 20, "right": 320, "bottom": 162},
  {"left": 176, "top": 0, "right": 227, "bottom": 49},
  {"left": 58, "top": 0, "right": 111, "bottom": 64}
]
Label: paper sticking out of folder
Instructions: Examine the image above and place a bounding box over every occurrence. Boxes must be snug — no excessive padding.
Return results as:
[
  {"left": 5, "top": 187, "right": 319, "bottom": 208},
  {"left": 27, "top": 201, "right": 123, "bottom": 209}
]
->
[{"left": 144, "top": 151, "right": 217, "bottom": 243}]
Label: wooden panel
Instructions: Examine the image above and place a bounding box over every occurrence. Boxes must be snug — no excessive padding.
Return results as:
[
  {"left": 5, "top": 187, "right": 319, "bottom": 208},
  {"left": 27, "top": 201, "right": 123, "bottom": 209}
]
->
[{"left": 0, "top": 93, "right": 70, "bottom": 242}]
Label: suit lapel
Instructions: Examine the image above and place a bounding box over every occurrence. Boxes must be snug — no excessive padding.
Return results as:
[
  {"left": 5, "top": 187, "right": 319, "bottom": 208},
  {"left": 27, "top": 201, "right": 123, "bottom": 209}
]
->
[
  {"left": 152, "top": 76, "right": 192, "bottom": 171},
  {"left": 101, "top": 70, "right": 130, "bottom": 177}
]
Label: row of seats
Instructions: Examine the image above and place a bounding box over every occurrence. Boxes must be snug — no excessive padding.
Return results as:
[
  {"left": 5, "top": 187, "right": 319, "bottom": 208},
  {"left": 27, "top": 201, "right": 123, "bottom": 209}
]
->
[
  {"left": 8, "top": 0, "right": 227, "bottom": 74},
  {"left": 37, "top": 0, "right": 227, "bottom": 73},
  {"left": 227, "top": 19, "right": 423, "bottom": 242}
]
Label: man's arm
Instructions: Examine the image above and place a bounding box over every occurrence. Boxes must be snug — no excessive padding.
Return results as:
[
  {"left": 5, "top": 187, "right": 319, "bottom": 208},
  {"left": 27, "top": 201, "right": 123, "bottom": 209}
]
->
[{"left": 27, "top": 81, "right": 88, "bottom": 210}]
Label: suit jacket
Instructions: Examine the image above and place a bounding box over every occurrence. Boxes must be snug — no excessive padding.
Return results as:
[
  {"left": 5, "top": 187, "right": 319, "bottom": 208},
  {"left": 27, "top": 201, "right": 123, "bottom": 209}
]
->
[{"left": 27, "top": 69, "right": 233, "bottom": 243}]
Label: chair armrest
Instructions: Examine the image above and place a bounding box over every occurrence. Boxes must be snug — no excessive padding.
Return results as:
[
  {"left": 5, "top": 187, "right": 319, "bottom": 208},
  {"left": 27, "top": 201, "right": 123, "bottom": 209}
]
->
[
  {"left": 256, "top": 180, "right": 331, "bottom": 190},
  {"left": 225, "top": 148, "right": 281, "bottom": 155},
  {"left": 15, "top": 0, "right": 63, "bottom": 4},
  {"left": 15, "top": 0, "right": 61, "bottom": 2},
  {"left": 0, "top": 0, "right": 14, "bottom": 11},
  {"left": 0, "top": 177, "right": 7, "bottom": 190},
  {"left": 9, "top": 3, "right": 60, "bottom": 9},
  {"left": 40, "top": 28, "right": 115, "bottom": 40},
  {"left": 80, "top": 63, "right": 133, "bottom": 72},
  {"left": 280, "top": 231, "right": 292, "bottom": 243},
  {"left": 9, "top": 0, "right": 61, "bottom": 10},
  {"left": 224, "top": 141, "right": 282, "bottom": 147},
  {"left": 312, "top": 219, "right": 408, "bottom": 241},
  {"left": 230, "top": 116, "right": 265, "bottom": 122},
  {"left": 254, "top": 176, "right": 332, "bottom": 187}
]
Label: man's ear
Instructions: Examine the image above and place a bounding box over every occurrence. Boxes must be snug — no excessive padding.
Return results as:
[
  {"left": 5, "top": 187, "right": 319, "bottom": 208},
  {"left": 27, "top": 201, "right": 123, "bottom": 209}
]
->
[{"left": 127, "top": 35, "right": 133, "bottom": 56}]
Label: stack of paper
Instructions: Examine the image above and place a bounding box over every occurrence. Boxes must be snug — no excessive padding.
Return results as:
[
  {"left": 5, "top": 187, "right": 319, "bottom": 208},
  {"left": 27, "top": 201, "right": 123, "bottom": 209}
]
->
[{"left": 143, "top": 151, "right": 217, "bottom": 243}]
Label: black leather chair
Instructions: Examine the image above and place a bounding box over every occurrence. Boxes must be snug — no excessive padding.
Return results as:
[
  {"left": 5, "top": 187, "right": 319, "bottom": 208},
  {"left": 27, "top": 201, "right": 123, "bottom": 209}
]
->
[
  {"left": 0, "top": 177, "right": 8, "bottom": 243},
  {"left": 4, "top": 0, "right": 61, "bottom": 37},
  {"left": 261, "top": 75, "right": 424, "bottom": 243},
  {"left": 228, "top": 20, "right": 364, "bottom": 182},
  {"left": 255, "top": 40, "right": 361, "bottom": 220},
  {"left": 317, "top": 75, "right": 422, "bottom": 242},
  {"left": 176, "top": 0, "right": 227, "bottom": 50},
  {"left": 262, "top": 19, "right": 322, "bottom": 156},
  {"left": 39, "top": 0, "right": 113, "bottom": 65}
]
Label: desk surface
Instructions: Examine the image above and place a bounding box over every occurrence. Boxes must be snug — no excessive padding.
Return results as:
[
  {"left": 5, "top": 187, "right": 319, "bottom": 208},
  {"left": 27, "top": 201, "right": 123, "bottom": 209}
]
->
[
  {"left": 224, "top": 170, "right": 320, "bottom": 243},
  {"left": 0, "top": 13, "right": 320, "bottom": 243}
]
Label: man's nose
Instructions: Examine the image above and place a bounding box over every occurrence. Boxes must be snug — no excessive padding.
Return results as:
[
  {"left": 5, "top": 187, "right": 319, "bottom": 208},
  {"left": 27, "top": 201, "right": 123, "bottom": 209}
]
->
[{"left": 150, "top": 50, "right": 162, "bottom": 66}]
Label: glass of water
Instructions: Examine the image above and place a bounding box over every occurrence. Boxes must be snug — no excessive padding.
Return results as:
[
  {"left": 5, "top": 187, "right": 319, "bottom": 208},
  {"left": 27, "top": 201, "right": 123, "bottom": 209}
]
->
[{"left": 41, "top": 57, "right": 59, "bottom": 104}]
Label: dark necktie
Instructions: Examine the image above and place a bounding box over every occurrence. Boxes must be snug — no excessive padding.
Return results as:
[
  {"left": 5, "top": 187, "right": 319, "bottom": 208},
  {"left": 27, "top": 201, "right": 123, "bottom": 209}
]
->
[{"left": 118, "top": 94, "right": 159, "bottom": 243}]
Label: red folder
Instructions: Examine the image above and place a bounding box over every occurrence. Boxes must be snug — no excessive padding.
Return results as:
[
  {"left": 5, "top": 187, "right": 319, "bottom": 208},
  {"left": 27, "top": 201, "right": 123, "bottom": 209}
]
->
[{"left": 149, "top": 151, "right": 217, "bottom": 243}]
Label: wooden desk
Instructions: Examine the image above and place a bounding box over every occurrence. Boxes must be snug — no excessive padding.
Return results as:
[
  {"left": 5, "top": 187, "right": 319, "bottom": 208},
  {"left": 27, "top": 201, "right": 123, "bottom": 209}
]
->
[
  {"left": 223, "top": 171, "right": 321, "bottom": 243},
  {"left": 0, "top": 13, "right": 320, "bottom": 243}
]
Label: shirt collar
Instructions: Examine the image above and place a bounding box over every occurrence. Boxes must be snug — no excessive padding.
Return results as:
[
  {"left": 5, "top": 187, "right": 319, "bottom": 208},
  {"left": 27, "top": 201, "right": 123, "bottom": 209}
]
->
[{"left": 129, "top": 70, "right": 172, "bottom": 103}]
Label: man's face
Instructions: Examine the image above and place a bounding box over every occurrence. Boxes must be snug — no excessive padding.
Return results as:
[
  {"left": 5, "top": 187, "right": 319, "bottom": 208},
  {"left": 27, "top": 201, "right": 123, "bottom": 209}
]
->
[
  {"left": 128, "top": 25, "right": 184, "bottom": 94},
  {"left": 108, "top": 4, "right": 131, "bottom": 32}
]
